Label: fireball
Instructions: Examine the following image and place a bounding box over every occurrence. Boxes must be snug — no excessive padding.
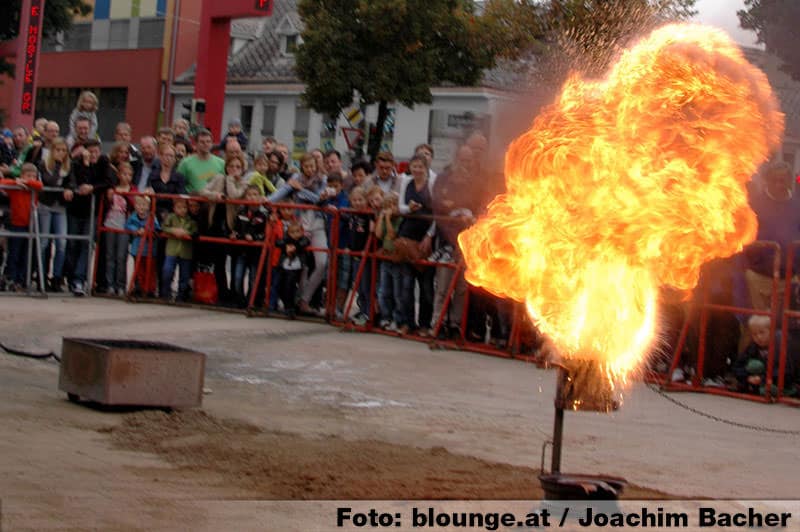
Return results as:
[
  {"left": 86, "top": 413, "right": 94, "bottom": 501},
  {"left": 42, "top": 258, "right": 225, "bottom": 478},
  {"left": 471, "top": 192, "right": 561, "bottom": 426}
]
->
[{"left": 458, "top": 24, "right": 784, "bottom": 379}]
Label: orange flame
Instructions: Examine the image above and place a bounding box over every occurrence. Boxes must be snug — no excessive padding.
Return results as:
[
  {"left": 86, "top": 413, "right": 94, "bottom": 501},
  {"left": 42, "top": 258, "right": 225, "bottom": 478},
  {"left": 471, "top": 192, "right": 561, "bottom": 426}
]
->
[{"left": 459, "top": 24, "right": 784, "bottom": 378}]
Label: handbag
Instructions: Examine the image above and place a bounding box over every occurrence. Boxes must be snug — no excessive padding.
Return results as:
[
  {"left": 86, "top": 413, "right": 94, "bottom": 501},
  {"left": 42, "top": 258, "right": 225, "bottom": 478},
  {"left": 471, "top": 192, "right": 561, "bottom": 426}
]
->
[{"left": 193, "top": 267, "right": 218, "bottom": 304}]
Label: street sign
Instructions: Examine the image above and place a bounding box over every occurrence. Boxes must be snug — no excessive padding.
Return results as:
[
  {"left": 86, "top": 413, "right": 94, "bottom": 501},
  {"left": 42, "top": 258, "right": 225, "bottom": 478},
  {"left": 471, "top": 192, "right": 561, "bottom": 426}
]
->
[{"left": 341, "top": 127, "right": 363, "bottom": 150}]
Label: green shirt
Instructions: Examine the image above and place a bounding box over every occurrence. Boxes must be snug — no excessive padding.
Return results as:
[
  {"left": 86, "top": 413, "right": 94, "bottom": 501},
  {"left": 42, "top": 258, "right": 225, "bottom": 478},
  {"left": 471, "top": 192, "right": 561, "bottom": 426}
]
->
[
  {"left": 381, "top": 217, "right": 403, "bottom": 253},
  {"left": 178, "top": 154, "right": 225, "bottom": 193},
  {"left": 163, "top": 213, "right": 198, "bottom": 259}
]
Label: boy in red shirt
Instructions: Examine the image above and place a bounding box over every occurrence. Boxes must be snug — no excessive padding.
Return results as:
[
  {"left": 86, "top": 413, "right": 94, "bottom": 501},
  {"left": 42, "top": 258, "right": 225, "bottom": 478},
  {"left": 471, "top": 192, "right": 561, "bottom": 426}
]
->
[{"left": 1, "top": 163, "right": 43, "bottom": 291}]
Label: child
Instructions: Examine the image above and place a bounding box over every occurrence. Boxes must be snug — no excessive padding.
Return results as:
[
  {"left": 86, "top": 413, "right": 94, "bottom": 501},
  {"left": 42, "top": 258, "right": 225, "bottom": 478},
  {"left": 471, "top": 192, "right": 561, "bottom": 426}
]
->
[
  {"left": 68, "top": 91, "right": 99, "bottom": 143},
  {"left": 231, "top": 185, "right": 270, "bottom": 307},
  {"left": 125, "top": 195, "right": 160, "bottom": 296},
  {"left": 0, "top": 163, "right": 43, "bottom": 291},
  {"left": 161, "top": 198, "right": 198, "bottom": 302},
  {"left": 267, "top": 206, "right": 292, "bottom": 311},
  {"left": 275, "top": 221, "right": 310, "bottom": 319},
  {"left": 733, "top": 315, "right": 797, "bottom": 396},
  {"left": 246, "top": 153, "right": 277, "bottom": 196},
  {"left": 322, "top": 174, "right": 351, "bottom": 319},
  {"left": 374, "top": 194, "right": 403, "bottom": 330},
  {"left": 103, "top": 162, "right": 134, "bottom": 295},
  {"left": 216, "top": 118, "right": 248, "bottom": 152},
  {"left": 346, "top": 186, "right": 375, "bottom": 325}
]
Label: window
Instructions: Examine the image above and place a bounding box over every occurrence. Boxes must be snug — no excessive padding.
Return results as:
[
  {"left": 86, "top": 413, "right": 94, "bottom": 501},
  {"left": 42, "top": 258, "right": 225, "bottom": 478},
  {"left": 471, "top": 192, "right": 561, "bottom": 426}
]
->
[
  {"left": 285, "top": 34, "right": 299, "bottom": 55},
  {"left": 294, "top": 106, "right": 310, "bottom": 136},
  {"left": 138, "top": 18, "right": 165, "bottom": 48},
  {"left": 108, "top": 19, "right": 131, "bottom": 49},
  {"left": 261, "top": 104, "right": 277, "bottom": 137},
  {"left": 240, "top": 104, "right": 254, "bottom": 137}
]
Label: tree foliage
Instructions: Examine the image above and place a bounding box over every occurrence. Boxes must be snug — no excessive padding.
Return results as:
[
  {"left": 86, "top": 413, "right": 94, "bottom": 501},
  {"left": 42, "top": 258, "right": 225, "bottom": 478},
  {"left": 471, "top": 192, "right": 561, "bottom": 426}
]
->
[
  {"left": 295, "top": 0, "right": 495, "bottom": 159},
  {"left": 483, "top": 0, "right": 697, "bottom": 80},
  {"left": 1, "top": 0, "right": 93, "bottom": 77},
  {"left": 738, "top": 0, "right": 800, "bottom": 81}
]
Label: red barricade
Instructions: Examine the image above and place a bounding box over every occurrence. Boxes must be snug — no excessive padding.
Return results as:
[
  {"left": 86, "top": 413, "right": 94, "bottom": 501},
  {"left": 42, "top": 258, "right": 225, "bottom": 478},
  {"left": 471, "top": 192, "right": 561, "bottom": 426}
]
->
[{"left": 662, "top": 240, "right": 800, "bottom": 406}]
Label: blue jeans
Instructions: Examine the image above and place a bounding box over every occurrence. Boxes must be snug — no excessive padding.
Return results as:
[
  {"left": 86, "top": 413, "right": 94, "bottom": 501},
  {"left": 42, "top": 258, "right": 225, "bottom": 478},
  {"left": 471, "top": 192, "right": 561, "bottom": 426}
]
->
[
  {"left": 378, "top": 261, "right": 397, "bottom": 322},
  {"left": 66, "top": 215, "right": 91, "bottom": 284},
  {"left": 233, "top": 254, "right": 260, "bottom": 303},
  {"left": 38, "top": 205, "right": 67, "bottom": 279},
  {"left": 396, "top": 264, "right": 417, "bottom": 327},
  {"left": 6, "top": 225, "right": 29, "bottom": 284},
  {"left": 161, "top": 255, "right": 192, "bottom": 299},
  {"left": 104, "top": 231, "right": 129, "bottom": 291}
]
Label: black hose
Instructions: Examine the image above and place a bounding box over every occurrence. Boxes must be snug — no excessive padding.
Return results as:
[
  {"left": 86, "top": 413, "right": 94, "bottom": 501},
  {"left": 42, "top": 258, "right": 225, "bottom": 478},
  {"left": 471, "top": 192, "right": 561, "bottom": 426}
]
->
[{"left": 0, "top": 341, "right": 60, "bottom": 363}]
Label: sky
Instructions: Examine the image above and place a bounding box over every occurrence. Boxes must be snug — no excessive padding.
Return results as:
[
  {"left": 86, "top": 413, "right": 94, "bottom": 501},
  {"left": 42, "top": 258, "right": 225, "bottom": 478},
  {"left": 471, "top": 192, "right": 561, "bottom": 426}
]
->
[{"left": 692, "top": 0, "right": 761, "bottom": 47}]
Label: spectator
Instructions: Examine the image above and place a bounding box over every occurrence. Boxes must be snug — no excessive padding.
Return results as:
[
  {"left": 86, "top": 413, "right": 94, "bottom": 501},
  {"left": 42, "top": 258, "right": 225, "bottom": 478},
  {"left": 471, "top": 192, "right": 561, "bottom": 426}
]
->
[
  {"left": 37, "top": 136, "right": 72, "bottom": 292},
  {"left": 320, "top": 173, "right": 350, "bottom": 318},
  {"left": 216, "top": 118, "right": 248, "bottom": 152},
  {"left": 178, "top": 128, "right": 225, "bottom": 193},
  {"left": 311, "top": 148, "right": 326, "bottom": 180},
  {"left": 267, "top": 206, "right": 293, "bottom": 312},
  {"left": 108, "top": 141, "right": 132, "bottom": 172},
  {"left": 396, "top": 154, "right": 435, "bottom": 335},
  {"left": 267, "top": 152, "right": 328, "bottom": 315},
  {"left": 324, "top": 149, "right": 349, "bottom": 186},
  {"left": 68, "top": 117, "right": 92, "bottom": 151},
  {"left": 174, "top": 138, "right": 192, "bottom": 163},
  {"left": 135, "top": 136, "right": 159, "bottom": 191},
  {"left": 157, "top": 127, "right": 176, "bottom": 148},
  {"left": 366, "top": 151, "right": 401, "bottom": 196},
  {"left": 0, "top": 163, "right": 43, "bottom": 291},
  {"left": 348, "top": 160, "right": 371, "bottom": 192},
  {"left": 34, "top": 117, "right": 48, "bottom": 137},
  {"left": 125, "top": 195, "right": 160, "bottom": 296},
  {"left": 103, "top": 161, "right": 134, "bottom": 296},
  {"left": 275, "top": 143, "right": 295, "bottom": 181},
  {"left": 65, "top": 139, "right": 113, "bottom": 296},
  {"left": 246, "top": 152, "right": 277, "bottom": 195},
  {"left": 161, "top": 198, "right": 197, "bottom": 302},
  {"left": 413, "top": 143, "right": 437, "bottom": 181},
  {"left": 345, "top": 186, "right": 375, "bottom": 325},
  {"left": 231, "top": 185, "right": 270, "bottom": 307},
  {"left": 148, "top": 144, "right": 186, "bottom": 222},
  {"left": 732, "top": 315, "right": 796, "bottom": 396},
  {"left": 115, "top": 122, "right": 141, "bottom": 175},
  {"left": 200, "top": 152, "right": 249, "bottom": 304},
  {"left": 265, "top": 151, "right": 287, "bottom": 190},
  {"left": 274, "top": 221, "right": 310, "bottom": 319},
  {"left": 3, "top": 126, "right": 32, "bottom": 177},
  {"left": 171, "top": 119, "right": 190, "bottom": 142},
  {"left": 68, "top": 90, "right": 99, "bottom": 146},
  {"left": 262, "top": 136, "right": 277, "bottom": 156},
  {"left": 375, "top": 194, "right": 403, "bottom": 330},
  {"left": 25, "top": 121, "right": 59, "bottom": 167}
]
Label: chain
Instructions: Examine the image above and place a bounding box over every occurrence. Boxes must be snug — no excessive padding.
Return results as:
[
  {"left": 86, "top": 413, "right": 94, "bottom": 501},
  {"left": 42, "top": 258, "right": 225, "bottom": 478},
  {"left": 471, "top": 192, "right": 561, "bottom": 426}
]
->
[{"left": 646, "top": 383, "right": 800, "bottom": 435}]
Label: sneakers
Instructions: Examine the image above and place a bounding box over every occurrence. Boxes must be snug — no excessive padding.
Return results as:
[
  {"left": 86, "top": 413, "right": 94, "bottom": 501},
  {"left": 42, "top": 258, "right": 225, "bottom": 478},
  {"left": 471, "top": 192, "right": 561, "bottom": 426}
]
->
[
  {"left": 351, "top": 313, "right": 368, "bottom": 326},
  {"left": 379, "top": 319, "right": 391, "bottom": 329},
  {"left": 427, "top": 244, "right": 454, "bottom": 263},
  {"left": 71, "top": 281, "right": 86, "bottom": 297},
  {"left": 384, "top": 321, "right": 400, "bottom": 333}
]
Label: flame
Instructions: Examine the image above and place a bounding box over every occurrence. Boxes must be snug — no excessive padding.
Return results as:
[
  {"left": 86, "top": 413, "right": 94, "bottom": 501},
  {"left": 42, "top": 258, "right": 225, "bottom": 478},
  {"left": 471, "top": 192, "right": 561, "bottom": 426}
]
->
[{"left": 459, "top": 24, "right": 784, "bottom": 379}]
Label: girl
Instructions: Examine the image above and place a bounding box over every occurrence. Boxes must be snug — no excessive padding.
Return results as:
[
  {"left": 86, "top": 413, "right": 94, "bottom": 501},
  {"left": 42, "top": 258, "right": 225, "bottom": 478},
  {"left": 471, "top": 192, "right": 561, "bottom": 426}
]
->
[
  {"left": 200, "top": 153, "right": 249, "bottom": 304},
  {"left": 267, "top": 152, "right": 328, "bottom": 315},
  {"left": 68, "top": 90, "right": 99, "bottom": 143},
  {"left": 103, "top": 162, "right": 134, "bottom": 295},
  {"left": 36, "top": 136, "right": 72, "bottom": 292},
  {"left": 374, "top": 194, "right": 403, "bottom": 330}
]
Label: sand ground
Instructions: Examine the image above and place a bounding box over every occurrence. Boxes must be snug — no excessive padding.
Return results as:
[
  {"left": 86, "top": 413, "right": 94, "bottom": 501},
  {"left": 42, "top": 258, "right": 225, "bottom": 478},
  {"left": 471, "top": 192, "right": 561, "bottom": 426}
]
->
[{"left": 0, "top": 296, "right": 798, "bottom": 530}]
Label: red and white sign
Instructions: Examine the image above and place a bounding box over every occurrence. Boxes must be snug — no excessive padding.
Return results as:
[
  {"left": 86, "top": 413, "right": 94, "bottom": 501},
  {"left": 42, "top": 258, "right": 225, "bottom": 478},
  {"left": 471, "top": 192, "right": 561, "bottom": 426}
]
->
[{"left": 341, "top": 127, "right": 363, "bottom": 150}]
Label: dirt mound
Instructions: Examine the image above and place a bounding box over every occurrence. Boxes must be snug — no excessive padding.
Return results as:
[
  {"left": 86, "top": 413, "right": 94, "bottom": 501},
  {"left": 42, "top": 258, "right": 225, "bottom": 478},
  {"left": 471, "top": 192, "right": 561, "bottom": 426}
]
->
[{"left": 105, "top": 410, "right": 668, "bottom": 500}]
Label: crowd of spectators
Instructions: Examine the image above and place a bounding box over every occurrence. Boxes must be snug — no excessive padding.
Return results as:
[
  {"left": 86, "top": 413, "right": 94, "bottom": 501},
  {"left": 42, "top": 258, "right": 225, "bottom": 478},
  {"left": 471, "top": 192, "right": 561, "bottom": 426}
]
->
[
  {"left": 2, "top": 91, "right": 800, "bottom": 397},
  {"left": 0, "top": 91, "right": 511, "bottom": 349}
]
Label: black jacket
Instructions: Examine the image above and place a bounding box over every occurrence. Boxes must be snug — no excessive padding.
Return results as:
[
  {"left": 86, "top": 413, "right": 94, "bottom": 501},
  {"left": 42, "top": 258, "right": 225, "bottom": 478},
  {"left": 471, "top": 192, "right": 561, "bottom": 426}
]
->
[{"left": 67, "top": 154, "right": 114, "bottom": 218}]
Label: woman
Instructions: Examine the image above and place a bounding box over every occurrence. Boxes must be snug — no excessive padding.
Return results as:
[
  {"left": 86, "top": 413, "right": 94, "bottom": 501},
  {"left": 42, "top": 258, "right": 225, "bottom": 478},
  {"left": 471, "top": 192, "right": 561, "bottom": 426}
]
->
[
  {"left": 36, "top": 137, "right": 73, "bottom": 292},
  {"left": 396, "top": 155, "right": 435, "bottom": 335},
  {"left": 267, "top": 152, "right": 328, "bottom": 315},
  {"left": 108, "top": 141, "right": 131, "bottom": 174},
  {"left": 200, "top": 153, "right": 249, "bottom": 304},
  {"left": 148, "top": 144, "right": 186, "bottom": 222}
]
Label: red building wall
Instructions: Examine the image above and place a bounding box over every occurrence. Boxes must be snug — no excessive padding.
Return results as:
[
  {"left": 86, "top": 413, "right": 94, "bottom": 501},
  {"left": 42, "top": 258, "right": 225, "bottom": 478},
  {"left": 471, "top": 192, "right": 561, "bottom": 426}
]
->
[{"left": 36, "top": 48, "right": 163, "bottom": 138}]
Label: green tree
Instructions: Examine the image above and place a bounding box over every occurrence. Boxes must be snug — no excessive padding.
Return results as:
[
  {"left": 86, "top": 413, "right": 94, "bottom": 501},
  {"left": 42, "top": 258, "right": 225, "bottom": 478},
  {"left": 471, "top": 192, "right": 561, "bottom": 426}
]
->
[
  {"left": 482, "top": 0, "right": 697, "bottom": 81},
  {"left": 295, "top": 0, "right": 495, "bottom": 160},
  {"left": 0, "top": 0, "right": 93, "bottom": 77},
  {"left": 739, "top": 0, "right": 800, "bottom": 80}
]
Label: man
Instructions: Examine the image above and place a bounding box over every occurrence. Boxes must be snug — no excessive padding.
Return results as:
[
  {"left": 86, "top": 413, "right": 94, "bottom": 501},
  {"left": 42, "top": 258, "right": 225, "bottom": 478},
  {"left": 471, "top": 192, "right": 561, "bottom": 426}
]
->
[
  {"left": 262, "top": 136, "right": 277, "bottom": 156},
  {"left": 64, "top": 139, "right": 113, "bottom": 295},
  {"left": 157, "top": 127, "right": 176, "bottom": 148},
  {"left": 115, "top": 122, "right": 142, "bottom": 174},
  {"left": 25, "top": 120, "right": 60, "bottom": 167},
  {"left": 275, "top": 142, "right": 296, "bottom": 181},
  {"left": 324, "top": 149, "right": 351, "bottom": 186},
  {"left": 366, "top": 151, "right": 400, "bottom": 196},
  {"left": 135, "top": 136, "right": 160, "bottom": 191},
  {"left": 34, "top": 117, "right": 48, "bottom": 137},
  {"left": 177, "top": 128, "right": 225, "bottom": 193},
  {"left": 68, "top": 116, "right": 92, "bottom": 150},
  {"left": 414, "top": 143, "right": 437, "bottom": 181}
]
